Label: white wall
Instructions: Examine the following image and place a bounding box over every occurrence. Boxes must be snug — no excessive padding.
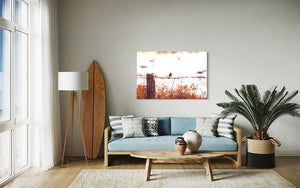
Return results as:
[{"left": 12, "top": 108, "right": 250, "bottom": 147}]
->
[{"left": 58, "top": 0, "right": 300, "bottom": 156}]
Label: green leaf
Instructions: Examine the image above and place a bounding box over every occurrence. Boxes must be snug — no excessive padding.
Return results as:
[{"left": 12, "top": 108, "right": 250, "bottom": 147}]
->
[{"left": 217, "top": 84, "right": 300, "bottom": 139}]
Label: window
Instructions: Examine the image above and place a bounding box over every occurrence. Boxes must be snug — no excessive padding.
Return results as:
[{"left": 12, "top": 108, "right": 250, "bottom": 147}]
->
[
  {"left": 15, "top": 31, "right": 27, "bottom": 120},
  {"left": 14, "top": 125, "right": 27, "bottom": 171},
  {"left": 0, "top": 0, "right": 29, "bottom": 184},
  {"left": 0, "top": 131, "right": 11, "bottom": 181},
  {"left": 15, "top": 0, "right": 27, "bottom": 27},
  {"left": 0, "top": 29, "right": 10, "bottom": 122},
  {"left": 0, "top": 0, "right": 11, "bottom": 20}
]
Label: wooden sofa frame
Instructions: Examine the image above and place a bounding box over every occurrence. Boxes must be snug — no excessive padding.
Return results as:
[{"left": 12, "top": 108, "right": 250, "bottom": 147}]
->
[{"left": 104, "top": 126, "right": 242, "bottom": 167}]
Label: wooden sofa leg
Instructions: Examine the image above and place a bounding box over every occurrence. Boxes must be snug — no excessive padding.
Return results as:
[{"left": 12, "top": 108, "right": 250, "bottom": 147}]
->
[
  {"left": 237, "top": 154, "right": 242, "bottom": 167},
  {"left": 104, "top": 153, "right": 109, "bottom": 167},
  {"left": 104, "top": 126, "right": 110, "bottom": 167}
]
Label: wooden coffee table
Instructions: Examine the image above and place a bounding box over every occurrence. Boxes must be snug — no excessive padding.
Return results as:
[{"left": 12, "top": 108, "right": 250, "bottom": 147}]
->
[{"left": 130, "top": 150, "right": 225, "bottom": 181}]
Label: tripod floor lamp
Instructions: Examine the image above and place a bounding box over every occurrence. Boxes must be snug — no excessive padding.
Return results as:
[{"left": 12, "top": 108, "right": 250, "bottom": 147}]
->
[{"left": 58, "top": 72, "right": 89, "bottom": 166}]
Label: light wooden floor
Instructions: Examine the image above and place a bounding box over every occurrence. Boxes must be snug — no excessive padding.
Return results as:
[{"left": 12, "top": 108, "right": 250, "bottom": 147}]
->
[{"left": 4, "top": 156, "right": 300, "bottom": 188}]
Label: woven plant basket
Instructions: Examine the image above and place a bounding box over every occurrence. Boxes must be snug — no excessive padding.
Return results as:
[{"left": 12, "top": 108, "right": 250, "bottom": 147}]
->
[{"left": 243, "top": 137, "right": 281, "bottom": 168}]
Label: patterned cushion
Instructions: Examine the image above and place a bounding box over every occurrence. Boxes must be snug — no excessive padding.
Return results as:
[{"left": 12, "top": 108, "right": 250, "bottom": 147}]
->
[
  {"left": 122, "top": 117, "right": 145, "bottom": 138},
  {"left": 196, "top": 117, "right": 219, "bottom": 137},
  {"left": 109, "top": 115, "right": 134, "bottom": 139},
  {"left": 144, "top": 117, "right": 159, "bottom": 136},
  {"left": 212, "top": 114, "right": 237, "bottom": 139}
]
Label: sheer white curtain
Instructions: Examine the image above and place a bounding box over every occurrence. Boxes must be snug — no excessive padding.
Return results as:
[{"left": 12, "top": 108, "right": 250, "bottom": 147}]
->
[{"left": 29, "top": 0, "right": 61, "bottom": 170}]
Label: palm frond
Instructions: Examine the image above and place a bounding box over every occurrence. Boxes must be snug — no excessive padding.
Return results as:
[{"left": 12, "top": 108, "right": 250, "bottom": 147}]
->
[
  {"left": 262, "top": 86, "right": 278, "bottom": 105},
  {"left": 262, "top": 90, "right": 272, "bottom": 104},
  {"left": 267, "top": 103, "right": 300, "bottom": 127},
  {"left": 217, "top": 85, "right": 300, "bottom": 140},
  {"left": 282, "top": 90, "right": 298, "bottom": 104},
  {"left": 267, "top": 87, "right": 288, "bottom": 110},
  {"left": 235, "top": 87, "right": 258, "bottom": 127},
  {"left": 225, "top": 90, "right": 240, "bottom": 103}
]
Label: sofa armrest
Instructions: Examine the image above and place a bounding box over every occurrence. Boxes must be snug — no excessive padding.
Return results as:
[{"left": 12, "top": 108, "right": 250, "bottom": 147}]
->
[
  {"left": 104, "top": 126, "right": 111, "bottom": 167},
  {"left": 104, "top": 126, "right": 111, "bottom": 149},
  {"left": 233, "top": 127, "right": 241, "bottom": 141},
  {"left": 233, "top": 127, "right": 242, "bottom": 166}
]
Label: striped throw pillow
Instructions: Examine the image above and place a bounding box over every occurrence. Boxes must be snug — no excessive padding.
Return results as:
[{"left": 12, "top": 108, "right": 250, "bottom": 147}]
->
[
  {"left": 109, "top": 115, "right": 134, "bottom": 139},
  {"left": 212, "top": 114, "right": 237, "bottom": 139}
]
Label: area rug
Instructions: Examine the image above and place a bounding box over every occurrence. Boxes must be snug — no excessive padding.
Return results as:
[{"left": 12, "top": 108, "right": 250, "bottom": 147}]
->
[{"left": 69, "top": 169, "right": 295, "bottom": 188}]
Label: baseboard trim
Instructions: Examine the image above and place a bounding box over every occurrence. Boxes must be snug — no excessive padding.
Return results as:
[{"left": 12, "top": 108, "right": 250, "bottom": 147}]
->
[{"left": 275, "top": 149, "right": 300, "bottom": 156}]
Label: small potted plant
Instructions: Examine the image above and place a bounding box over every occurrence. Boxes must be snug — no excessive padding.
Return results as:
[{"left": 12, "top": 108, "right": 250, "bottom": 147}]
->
[{"left": 217, "top": 85, "right": 300, "bottom": 168}]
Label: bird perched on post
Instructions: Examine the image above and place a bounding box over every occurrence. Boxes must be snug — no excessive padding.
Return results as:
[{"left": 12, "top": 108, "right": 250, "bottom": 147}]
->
[
  {"left": 169, "top": 73, "right": 172, "bottom": 78},
  {"left": 197, "top": 70, "right": 207, "bottom": 74}
]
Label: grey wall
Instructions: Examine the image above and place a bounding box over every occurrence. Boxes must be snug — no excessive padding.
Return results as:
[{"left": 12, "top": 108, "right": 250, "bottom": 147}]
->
[{"left": 58, "top": 0, "right": 300, "bottom": 156}]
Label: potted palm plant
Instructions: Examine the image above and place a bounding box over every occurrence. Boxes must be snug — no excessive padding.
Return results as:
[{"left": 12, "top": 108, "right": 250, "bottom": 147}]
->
[{"left": 217, "top": 85, "right": 300, "bottom": 168}]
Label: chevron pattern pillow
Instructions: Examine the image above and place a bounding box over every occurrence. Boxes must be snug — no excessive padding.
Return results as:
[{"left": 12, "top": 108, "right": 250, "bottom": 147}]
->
[
  {"left": 109, "top": 115, "right": 134, "bottom": 139},
  {"left": 144, "top": 117, "right": 159, "bottom": 136}
]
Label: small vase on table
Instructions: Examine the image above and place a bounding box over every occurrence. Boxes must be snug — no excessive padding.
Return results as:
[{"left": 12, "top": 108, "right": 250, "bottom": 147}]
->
[{"left": 175, "top": 137, "right": 187, "bottom": 155}]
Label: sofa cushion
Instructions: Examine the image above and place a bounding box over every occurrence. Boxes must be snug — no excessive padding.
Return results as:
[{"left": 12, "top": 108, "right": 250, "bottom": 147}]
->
[
  {"left": 108, "top": 135, "right": 237, "bottom": 152},
  {"left": 212, "top": 114, "right": 237, "bottom": 139},
  {"left": 122, "top": 117, "right": 145, "bottom": 138},
  {"left": 144, "top": 117, "right": 159, "bottom": 136},
  {"left": 158, "top": 117, "right": 171, "bottom": 135},
  {"left": 171, "top": 117, "right": 196, "bottom": 135},
  {"left": 196, "top": 117, "right": 219, "bottom": 137},
  {"left": 109, "top": 115, "right": 134, "bottom": 139}
]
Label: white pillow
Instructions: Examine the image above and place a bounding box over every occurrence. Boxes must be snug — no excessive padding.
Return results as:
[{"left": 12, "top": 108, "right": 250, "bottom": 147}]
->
[
  {"left": 196, "top": 117, "right": 219, "bottom": 137},
  {"left": 122, "top": 117, "right": 145, "bottom": 138}
]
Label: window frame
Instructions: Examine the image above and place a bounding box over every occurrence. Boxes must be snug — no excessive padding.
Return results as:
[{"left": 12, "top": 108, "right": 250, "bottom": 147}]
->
[{"left": 0, "top": 0, "right": 30, "bottom": 185}]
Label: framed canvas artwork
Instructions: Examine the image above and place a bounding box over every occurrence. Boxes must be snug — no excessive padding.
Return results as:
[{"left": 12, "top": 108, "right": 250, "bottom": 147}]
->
[{"left": 137, "top": 51, "right": 207, "bottom": 99}]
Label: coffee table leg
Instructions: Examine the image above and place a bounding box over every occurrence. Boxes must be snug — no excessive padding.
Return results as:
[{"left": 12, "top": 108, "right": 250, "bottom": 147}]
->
[
  {"left": 144, "top": 158, "right": 152, "bottom": 181},
  {"left": 203, "top": 159, "right": 213, "bottom": 181}
]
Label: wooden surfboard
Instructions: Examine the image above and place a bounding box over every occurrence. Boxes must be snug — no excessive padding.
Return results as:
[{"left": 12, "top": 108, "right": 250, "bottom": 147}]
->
[{"left": 81, "top": 61, "right": 106, "bottom": 159}]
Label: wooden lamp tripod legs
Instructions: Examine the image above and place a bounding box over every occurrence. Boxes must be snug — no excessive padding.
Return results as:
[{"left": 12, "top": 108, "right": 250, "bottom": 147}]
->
[{"left": 61, "top": 91, "right": 88, "bottom": 166}]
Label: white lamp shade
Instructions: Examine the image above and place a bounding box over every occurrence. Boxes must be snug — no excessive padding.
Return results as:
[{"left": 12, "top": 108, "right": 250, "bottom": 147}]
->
[{"left": 58, "top": 72, "right": 88, "bottom": 91}]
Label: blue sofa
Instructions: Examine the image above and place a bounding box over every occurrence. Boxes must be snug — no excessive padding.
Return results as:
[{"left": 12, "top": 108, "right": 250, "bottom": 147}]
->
[{"left": 104, "top": 117, "right": 242, "bottom": 167}]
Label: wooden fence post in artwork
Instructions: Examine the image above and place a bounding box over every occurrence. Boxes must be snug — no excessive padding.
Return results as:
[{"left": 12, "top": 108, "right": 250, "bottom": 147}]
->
[{"left": 146, "top": 73, "right": 155, "bottom": 99}]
